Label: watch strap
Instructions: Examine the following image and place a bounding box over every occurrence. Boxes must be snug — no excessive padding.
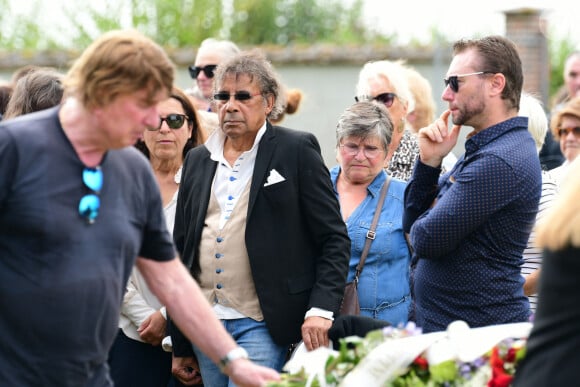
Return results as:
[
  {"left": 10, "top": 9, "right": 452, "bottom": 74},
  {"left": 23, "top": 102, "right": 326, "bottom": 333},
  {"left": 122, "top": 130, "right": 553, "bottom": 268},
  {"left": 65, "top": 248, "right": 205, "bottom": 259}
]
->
[{"left": 219, "top": 347, "right": 249, "bottom": 371}]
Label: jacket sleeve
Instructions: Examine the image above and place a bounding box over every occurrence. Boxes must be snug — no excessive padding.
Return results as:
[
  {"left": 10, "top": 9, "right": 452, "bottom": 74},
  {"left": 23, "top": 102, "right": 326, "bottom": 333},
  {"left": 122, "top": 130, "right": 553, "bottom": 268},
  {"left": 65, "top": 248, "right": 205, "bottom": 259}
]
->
[
  {"left": 297, "top": 132, "right": 351, "bottom": 314},
  {"left": 121, "top": 269, "right": 158, "bottom": 328}
]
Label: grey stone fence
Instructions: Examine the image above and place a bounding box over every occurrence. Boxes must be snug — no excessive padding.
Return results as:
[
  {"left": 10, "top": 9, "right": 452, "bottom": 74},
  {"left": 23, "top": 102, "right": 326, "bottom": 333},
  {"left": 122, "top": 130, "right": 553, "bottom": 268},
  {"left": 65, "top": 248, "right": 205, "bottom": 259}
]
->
[{"left": 0, "top": 43, "right": 451, "bottom": 71}]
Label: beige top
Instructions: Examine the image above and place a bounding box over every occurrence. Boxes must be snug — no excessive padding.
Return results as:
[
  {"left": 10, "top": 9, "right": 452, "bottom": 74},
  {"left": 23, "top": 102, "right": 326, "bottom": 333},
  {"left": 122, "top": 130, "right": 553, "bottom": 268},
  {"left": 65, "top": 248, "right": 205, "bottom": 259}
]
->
[{"left": 198, "top": 182, "right": 263, "bottom": 321}]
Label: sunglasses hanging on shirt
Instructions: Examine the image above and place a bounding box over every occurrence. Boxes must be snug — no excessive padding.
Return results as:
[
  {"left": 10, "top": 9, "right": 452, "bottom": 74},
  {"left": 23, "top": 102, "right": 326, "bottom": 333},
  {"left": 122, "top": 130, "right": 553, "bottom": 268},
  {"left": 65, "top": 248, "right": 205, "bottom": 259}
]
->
[{"left": 78, "top": 166, "right": 103, "bottom": 224}]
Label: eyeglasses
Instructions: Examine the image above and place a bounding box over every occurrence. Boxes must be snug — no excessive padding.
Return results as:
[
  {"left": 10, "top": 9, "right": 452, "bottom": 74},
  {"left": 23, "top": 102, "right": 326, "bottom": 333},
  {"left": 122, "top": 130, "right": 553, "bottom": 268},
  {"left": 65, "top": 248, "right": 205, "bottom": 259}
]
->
[
  {"left": 188, "top": 64, "right": 218, "bottom": 79},
  {"left": 443, "top": 71, "right": 494, "bottom": 92},
  {"left": 355, "top": 92, "right": 397, "bottom": 108},
  {"left": 339, "top": 143, "right": 383, "bottom": 159},
  {"left": 150, "top": 114, "right": 187, "bottom": 131},
  {"left": 213, "top": 92, "right": 262, "bottom": 103},
  {"left": 557, "top": 126, "right": 580, "bottom": 138},
  {"left": 78, "top": 167, "right": 103, "bottom": 224}
]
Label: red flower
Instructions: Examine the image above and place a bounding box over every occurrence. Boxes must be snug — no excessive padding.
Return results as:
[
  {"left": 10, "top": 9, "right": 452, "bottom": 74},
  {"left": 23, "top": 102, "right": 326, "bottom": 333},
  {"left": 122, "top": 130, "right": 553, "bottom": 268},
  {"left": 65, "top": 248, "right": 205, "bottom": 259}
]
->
[
  {"left": 505, "top": 347, "right": 516, "bottom": 363},
  {"left": 413, "top": 355, "right": 429, "bottom": 370},
  {"left": 488, "top": 374, "right": 514, "bottom": 387},
  {"left": 488, "top": 346, "right": 514, "bottom": 387}
]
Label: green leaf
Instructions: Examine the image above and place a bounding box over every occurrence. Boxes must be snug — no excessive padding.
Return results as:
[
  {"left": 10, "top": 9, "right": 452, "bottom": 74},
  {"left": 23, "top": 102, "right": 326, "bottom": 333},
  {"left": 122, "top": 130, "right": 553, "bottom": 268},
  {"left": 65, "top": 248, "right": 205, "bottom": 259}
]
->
[{"left": 428, "top": 360, "right": 458, "bottom": 383}]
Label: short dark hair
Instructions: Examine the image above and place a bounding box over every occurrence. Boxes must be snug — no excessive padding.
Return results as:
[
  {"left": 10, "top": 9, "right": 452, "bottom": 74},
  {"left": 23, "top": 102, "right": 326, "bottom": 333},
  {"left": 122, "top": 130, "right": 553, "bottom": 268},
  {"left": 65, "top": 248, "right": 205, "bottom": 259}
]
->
[{"left": 453, "top": 35, "right": 523, "bottom": 111}]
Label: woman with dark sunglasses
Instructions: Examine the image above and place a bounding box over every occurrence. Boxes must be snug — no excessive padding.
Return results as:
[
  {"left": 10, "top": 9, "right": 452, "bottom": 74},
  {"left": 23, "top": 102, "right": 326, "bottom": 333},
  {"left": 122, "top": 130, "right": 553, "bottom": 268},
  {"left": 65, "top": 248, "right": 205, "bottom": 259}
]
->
[
  {"left": 108, "top": 87, "right": 207, "bottom": 387},
  {"left": 354, "top": 60, "right": 420, "bottom": 181},
  {"left": 185, "top": 38, "right": 240, "bottom": 112}
]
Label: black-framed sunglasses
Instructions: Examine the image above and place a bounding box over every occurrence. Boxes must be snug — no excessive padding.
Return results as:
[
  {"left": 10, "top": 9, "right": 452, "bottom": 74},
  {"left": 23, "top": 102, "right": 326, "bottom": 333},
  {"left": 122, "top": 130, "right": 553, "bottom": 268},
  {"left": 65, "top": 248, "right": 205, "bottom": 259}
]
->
[
  {"left": 558, "top": 126, "right": 580, "bottom": 138},
  {"left": 355, "top": 92, "right": 397, "bottom": 108},
  {"left": 188, "top": 64, "right": 218, "bottom": 79},
  {"left": 444, "top": 71, "right": 494, "bottom": 93},
  {"left": 78, "top": 167, "right": 103, "bottom": 224},
  {"left": 151, "top": 114, "right": 187, "bottom": 130},
  {"left": 213, "top": 92, "right": 261, "bottom": 102}
]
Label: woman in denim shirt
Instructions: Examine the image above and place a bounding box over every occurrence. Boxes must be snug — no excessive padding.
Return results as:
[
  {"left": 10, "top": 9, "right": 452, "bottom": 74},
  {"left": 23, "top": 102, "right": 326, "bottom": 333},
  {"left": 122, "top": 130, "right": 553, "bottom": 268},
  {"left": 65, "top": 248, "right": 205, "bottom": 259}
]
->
[{"left": 330, "top": 101, "right": 411, "bottom": 326}]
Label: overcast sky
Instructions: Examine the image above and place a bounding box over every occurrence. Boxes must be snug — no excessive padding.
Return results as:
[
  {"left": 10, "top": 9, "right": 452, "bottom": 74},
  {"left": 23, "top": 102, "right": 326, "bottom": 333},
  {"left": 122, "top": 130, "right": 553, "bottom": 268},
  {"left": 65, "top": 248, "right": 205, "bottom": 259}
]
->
[{"left": 361, "top": 0, "right": 580, "bottom": 47}]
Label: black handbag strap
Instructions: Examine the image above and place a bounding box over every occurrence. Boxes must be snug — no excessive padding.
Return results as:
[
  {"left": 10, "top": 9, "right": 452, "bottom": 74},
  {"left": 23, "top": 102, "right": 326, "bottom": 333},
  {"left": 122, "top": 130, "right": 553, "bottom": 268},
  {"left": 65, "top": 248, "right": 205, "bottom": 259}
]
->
[{"left": 354, "top": 176, "right": 391, "bottom": 282}]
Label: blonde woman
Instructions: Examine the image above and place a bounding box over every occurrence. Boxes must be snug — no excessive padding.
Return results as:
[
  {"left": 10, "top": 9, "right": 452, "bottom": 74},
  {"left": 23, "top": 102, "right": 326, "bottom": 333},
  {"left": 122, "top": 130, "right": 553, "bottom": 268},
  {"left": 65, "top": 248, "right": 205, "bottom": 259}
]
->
[
  {"left": 355, "top": 60, "right": 419, "bottom": 181},
  {"left": 549, "top": 96, "right": 580, "bottom": 185},
  {"left": 513, "top": 156, "right": 580, "bottom": 386}
]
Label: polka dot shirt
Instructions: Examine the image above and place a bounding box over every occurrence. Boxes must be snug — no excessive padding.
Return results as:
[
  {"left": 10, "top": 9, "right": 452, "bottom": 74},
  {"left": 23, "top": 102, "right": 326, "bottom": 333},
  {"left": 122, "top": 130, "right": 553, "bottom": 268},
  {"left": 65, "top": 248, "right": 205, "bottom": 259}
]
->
[{"left": 403, "top": 117, "right": 542, "bottom": 333}]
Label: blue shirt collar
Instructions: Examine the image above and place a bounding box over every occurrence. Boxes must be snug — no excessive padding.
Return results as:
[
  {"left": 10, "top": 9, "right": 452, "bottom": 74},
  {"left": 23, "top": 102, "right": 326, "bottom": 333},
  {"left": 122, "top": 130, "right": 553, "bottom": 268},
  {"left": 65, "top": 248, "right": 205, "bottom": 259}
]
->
[
  {"left": 465, "top": 116, "right": 528, "bottom": 154},
  {"left": 330, "top": 165, "right": 387, "bottom": 198}
]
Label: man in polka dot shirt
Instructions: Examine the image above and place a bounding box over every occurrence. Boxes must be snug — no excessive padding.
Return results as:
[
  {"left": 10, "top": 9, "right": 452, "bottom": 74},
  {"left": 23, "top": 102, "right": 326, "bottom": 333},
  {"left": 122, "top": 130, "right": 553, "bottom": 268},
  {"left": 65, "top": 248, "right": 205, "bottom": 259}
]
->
[{"left": 403, "top": 35, "right": 541, "bottom": 333}]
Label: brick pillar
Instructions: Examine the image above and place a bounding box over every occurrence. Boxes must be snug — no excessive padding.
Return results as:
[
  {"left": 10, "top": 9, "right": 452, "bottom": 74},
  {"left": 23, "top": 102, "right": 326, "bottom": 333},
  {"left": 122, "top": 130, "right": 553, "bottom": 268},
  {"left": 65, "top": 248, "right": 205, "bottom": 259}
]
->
[{"left": 504, "top": 8, "right": 550, "bottom": 106}]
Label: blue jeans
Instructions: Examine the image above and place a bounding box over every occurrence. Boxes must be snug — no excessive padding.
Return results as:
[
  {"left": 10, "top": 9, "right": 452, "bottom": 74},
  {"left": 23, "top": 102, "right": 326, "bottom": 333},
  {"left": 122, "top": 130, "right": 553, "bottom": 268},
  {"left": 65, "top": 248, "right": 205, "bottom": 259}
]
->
[{"left": 192, "top": 318, "right": 288, "bottom": 387}]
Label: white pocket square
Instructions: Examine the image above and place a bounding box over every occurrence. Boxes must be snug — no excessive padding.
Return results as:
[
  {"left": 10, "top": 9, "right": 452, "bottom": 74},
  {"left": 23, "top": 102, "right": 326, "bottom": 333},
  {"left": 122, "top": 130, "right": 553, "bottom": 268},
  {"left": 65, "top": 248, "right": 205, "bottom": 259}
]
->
[{"left": 264, "top": 169, "right": 286, "bottom": 187}]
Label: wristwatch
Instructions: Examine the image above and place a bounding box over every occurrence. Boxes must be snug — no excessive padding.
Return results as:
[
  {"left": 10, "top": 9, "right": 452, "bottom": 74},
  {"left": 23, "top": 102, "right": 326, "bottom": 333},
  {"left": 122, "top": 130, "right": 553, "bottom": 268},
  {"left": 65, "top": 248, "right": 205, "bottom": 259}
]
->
[{"left": 219, "top": 347, "right": 249, "bottom": 371}]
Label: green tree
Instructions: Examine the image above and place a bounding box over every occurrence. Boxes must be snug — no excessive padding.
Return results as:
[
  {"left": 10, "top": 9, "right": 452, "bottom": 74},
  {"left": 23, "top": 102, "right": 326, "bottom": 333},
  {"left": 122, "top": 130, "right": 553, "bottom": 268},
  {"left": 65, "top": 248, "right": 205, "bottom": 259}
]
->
[
  {"left": 63, "top": 2, "right": 124, "bottom": 50},
  {"left": 38, "top": 0, "right": 225, "bottom": 51},
  {"left": 0, "top": 0, "right": 61, "bottom": 50},
  {"left": 151, "top": 0, "right": 224, "bottom": 47},
  {"left": 1, "top": 0, "right": 392, "bottom": 50},
  {"left": 229, "top": 0, "right": 374, "bottom": 45},
  {"left": 230, "top": 0, "right": 278, "bottom": 45}
]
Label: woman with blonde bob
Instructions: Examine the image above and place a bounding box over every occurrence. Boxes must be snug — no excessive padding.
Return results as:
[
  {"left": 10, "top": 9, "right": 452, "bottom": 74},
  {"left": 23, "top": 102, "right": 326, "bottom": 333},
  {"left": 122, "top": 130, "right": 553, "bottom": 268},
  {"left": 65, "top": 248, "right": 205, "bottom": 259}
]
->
[
  {"left": 513, "top": 157, "right": 580, "bottom": 386},
  {"left": 355, "top": 60, "right": 419, "bottom": 181}
]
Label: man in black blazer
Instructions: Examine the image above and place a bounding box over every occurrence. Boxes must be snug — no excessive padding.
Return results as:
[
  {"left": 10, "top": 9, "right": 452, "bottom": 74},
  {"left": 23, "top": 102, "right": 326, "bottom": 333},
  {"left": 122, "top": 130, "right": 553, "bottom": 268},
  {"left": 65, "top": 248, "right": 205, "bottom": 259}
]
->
[{"left": 170, "top": 50, "right": 350, "bottom": 386}]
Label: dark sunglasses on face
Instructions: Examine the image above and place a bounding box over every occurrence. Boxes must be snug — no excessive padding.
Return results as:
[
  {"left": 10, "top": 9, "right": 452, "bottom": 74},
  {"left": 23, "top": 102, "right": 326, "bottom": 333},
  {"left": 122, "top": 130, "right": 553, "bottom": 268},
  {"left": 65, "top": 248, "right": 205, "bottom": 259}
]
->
[
  {"left": 151, "top": 114, "right": 187, "bottom": 130},
  {"left": 188, "top": 64, "right": 218, "bottom": 79},
  {"left": 443, "top": 71, "right": 493, "bottom": 93},
  {"left": 213, "top": 92, "right": 261, "bottom": 102},
  {"left": 355, "top": 92, "right": 397, "bottom": 108},
  {"left": 558, "top": 126, "right": 580, "bottom": 138},
  {"left": 79, "top": 167, "right": 103, "bottom": 224}
]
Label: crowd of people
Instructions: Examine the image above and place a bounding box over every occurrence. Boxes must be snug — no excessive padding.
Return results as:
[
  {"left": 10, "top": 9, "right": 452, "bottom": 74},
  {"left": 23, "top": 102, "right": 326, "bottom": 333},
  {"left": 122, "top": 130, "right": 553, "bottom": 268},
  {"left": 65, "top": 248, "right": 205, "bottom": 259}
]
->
[{"left": 1, "top": 29, "right": 579, "bottom": 386}]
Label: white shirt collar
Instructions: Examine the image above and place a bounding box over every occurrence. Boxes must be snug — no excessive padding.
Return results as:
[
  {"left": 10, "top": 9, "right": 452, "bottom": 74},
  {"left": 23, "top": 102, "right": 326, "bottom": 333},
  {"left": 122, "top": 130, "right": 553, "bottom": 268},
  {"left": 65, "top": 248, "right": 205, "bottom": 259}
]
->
[{"left": 205, "top": 121, "right": 268, "bottom": 165}]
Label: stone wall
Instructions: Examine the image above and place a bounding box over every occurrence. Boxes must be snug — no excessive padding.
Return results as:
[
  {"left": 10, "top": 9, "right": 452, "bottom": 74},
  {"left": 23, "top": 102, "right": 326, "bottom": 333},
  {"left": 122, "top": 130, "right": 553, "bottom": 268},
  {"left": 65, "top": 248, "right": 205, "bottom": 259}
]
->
[
  {"left": 505, "top": 7, "right": 550, "bottom": 106},
  {"left": 0, "top": 43, "right": 443, "bottom": 71}
]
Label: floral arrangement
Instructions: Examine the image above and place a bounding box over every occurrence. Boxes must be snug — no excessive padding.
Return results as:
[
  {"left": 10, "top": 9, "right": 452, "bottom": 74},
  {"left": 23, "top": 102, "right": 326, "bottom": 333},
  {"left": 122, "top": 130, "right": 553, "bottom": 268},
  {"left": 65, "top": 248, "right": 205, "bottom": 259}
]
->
[
  {"left": 268, "top": 321, "right": 529, "bottom": 387},
  {"left": 387, "top": 336, "right": 526, "bottom": 386}
]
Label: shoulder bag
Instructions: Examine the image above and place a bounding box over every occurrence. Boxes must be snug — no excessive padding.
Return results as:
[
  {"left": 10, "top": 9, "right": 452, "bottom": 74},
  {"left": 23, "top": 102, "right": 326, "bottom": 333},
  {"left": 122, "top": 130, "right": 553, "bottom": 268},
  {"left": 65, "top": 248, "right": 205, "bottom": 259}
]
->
[{"left": 339, "top": 176, "right": 391, "bottom": 315}]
